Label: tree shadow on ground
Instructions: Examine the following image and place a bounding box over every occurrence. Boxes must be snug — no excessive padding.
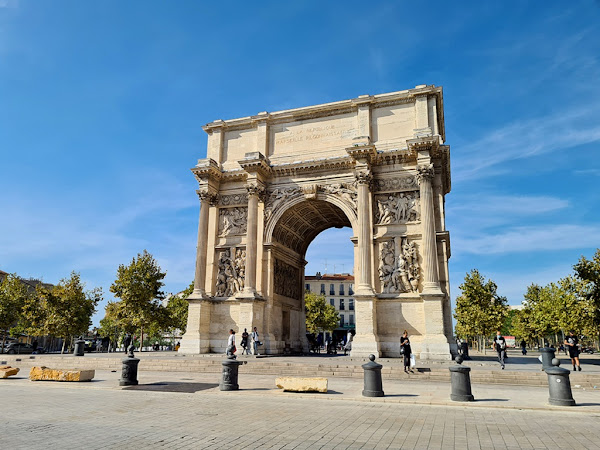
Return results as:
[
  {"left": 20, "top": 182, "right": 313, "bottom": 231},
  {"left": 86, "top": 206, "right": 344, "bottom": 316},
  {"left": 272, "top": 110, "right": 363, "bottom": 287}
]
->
[{"left": 123, "top": 382, "right": 219, "bottom": 393}]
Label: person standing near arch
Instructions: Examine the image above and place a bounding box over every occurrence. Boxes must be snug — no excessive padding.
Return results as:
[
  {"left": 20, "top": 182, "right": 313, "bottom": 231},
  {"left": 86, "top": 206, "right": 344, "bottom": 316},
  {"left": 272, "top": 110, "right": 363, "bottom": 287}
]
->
[{"left": 251, "top": 327, "right": 260, "bottom": 356}]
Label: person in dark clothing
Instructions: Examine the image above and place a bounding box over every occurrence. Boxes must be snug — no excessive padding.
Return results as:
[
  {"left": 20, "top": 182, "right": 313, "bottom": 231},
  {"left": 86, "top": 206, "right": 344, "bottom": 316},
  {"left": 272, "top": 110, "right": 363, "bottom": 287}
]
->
[
  {"left": 520, "top": 340, "right": 527, "bottom": 355},
  {"left": 400, "top": 330, "right": 413, "bottom": 373},
  {"left": 565, "top": 331, "right": 582, "bottom": 371},
  {"left": 123, "top": 334, "right": 132, "bottom": 353},
  {"left": 493, "top": 331, "right": 506, "bottom": 369}
]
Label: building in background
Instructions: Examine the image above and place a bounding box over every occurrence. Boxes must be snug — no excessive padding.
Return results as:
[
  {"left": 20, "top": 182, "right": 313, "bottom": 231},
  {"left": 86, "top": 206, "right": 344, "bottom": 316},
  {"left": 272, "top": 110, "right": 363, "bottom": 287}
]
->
[{"left": 305, "top": 272, "right": 355, "bottom": 345}]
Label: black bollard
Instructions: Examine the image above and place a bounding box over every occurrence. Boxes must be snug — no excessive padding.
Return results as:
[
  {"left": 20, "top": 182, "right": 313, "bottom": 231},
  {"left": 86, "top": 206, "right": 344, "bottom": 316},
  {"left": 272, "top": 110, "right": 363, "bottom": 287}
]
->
[
  {"left": 539, "top": 347, "right": 556, "bottom": 371},
  {"left": 449, "top": 356, "right": 474, "bottom": 402},
  {"left": 119, "top": 345, "right": 140, "bottom": 386},
  {"left": 362, "top": 354, "right": 384, "bottom": 397},
  {"left": 546, "top": 358, "right": 576, "bottom": 406},
  {"left": 73, "top": 338, "right": 85, "bottom": 356},
  {"left": 460, "top": 342, "right": 471, "bottom": 360},
  {"left": 220, "top": 355, "right": 246, "bottom": 391}
]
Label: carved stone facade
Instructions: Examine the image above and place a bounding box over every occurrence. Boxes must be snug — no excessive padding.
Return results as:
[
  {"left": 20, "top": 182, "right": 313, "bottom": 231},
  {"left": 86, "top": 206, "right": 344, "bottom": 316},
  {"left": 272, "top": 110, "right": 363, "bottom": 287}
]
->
[{"left": 181, "top": 85, "right": 453, "bottom": 359}]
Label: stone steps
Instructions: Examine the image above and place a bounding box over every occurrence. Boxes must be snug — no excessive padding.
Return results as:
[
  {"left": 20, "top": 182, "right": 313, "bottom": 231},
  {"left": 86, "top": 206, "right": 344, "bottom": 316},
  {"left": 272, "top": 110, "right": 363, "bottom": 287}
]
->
[{"left": 2, "top": 355, "right": 597, "bottom": 388}]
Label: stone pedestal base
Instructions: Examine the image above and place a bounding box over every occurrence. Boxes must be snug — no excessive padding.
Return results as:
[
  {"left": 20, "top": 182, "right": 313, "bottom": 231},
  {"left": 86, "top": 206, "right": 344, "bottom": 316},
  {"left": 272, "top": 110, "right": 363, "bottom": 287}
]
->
[
  {"left": 419, "top": 337, "right": 452, "bottom": 360},
  {"left": 350, "top": 335, "right": 380, "bottom": 358}
]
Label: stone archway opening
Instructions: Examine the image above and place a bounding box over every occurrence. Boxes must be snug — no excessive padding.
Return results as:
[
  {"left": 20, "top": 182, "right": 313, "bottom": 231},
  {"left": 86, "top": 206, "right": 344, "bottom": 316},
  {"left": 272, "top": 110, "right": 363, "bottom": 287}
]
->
[{"left": 269, "top": 198, "right": 355, "bottom": 354}]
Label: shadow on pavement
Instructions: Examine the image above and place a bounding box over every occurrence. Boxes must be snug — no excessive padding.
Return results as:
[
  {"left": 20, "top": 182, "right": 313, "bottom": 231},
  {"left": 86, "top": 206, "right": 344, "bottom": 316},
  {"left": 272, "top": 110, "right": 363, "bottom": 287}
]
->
[
  {"left": 385, "top": 394, "right": 419, "bottom": 398},
  {"left": 475, "top": 398, "right": 509, "bottom": 402},
  {"left": 123, "top": 382, "right": 219, "bottom": 393}
]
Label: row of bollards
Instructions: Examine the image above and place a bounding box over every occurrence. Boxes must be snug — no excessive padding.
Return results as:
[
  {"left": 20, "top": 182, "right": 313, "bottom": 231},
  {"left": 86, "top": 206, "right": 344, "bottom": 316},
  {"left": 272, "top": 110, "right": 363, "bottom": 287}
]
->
[
  {"left": 111, "top": 348, "right": 577, "bottom": 407},
  {"left": 357, "top": 353, "right": 575, "bottom": 407}
]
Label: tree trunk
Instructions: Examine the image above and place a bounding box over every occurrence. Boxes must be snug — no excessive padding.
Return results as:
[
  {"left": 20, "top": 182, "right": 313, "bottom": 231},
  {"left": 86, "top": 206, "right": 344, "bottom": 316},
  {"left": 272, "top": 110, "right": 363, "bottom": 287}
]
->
[
  {"left": 1, "top": 332, "right": 6, "bottom": 353},
  {"left": 61, "top": 339, "right": 66, "bottom": 354},
  {"left": 140, "top": 325, "right": 144, "bottom": 352}
]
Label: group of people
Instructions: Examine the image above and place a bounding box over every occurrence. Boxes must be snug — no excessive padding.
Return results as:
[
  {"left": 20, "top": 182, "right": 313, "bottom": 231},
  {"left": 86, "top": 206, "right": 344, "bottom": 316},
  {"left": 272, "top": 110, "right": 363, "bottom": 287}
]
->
[
  {"left": 493, "top": 330, "right": 583, "bottom": 371},
  {"left": 227, "top": 327, "right": 261, "bottom": 356}
]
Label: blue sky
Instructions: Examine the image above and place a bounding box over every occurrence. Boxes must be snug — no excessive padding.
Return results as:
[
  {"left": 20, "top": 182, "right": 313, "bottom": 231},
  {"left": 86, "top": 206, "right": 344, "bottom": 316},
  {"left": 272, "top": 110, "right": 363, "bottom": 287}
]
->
[{"left": 1, "top": 1, "right": 599, "bottom": 326}]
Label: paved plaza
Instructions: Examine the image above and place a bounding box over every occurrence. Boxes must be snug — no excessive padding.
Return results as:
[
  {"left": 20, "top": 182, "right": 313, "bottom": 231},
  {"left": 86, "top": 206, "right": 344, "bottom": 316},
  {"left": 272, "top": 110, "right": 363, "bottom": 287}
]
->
[{"left": 2, "top": 365, "right": 600, "bottom": 450}]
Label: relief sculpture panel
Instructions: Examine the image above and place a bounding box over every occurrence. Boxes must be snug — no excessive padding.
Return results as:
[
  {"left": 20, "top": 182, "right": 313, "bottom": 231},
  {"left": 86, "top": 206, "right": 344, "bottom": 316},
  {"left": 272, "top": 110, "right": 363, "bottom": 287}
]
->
[
  {"left": 378, "top": 239, "right": 419, "bottom": 294},
  {"left": 218, "top": 207, "right": 248, "bottom": 236},
  {"left": 375, "top": 192, "right": 420, "bottom": 224},
  {"left": 274, "top": 259, "right": 300, "bottom": 300},
  {"left": 215, "top": 248, "right": 246, "bottom": 297}
]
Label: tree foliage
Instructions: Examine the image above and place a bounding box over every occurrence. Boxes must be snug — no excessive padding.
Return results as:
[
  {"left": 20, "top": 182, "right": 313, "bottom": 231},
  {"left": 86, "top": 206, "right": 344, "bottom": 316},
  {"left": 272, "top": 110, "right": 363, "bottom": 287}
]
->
[
  {"left": 454, "top": 269, "right": 508, "bottom": 345},
  {"left": 22, "top": 272, "right": 101, "bottom": 353},
  {"left": 305, "top": 292, "right": 340, "bottom": 334},
  {"left": 109, "top": 250, "right": 169, "bottom": 348},
  {"left": 166, "top": 282, "right": 193, "bottom": 334},
  {"left": 0, "top": 274, "right": 30, "bottom": 349},
  {"left": 573, "top": 248, "right": 600, "bottom": 333}
]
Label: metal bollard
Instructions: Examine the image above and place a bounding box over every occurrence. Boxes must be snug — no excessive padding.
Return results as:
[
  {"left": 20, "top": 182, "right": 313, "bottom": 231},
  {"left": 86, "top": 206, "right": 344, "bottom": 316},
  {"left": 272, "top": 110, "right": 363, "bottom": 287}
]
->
[
  {"left": 460, "top": 342, "right": 471, "bottom": 360},
  {"left": 545, "top": 358, "right": 576, "bottom": 406},
  {"left": 73, "top": 338, "right": 85, "bottom": 356},
  {"left": 119, "top": 345, "right": 140, "bottom": 386},
  {"left": 539, "top": 347, "right": 556, "bottom": 371},
  {"left": 449, "top": 356, "right": 474, "bottom": 402},
  {"left": 362, "top": 354, "right": 384, "bottom": 397},
  {"left": 220, "top": 355, "right": 247, "bottom": 391}
]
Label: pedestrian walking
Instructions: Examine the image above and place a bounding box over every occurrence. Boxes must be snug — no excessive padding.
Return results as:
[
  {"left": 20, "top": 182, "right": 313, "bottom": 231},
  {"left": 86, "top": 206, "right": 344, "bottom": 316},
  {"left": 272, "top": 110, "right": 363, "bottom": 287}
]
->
[
  {"left": 565, "top": 331, "right": 582, "bottom": 371},
  {"left": 520, "top": 340, "right": 527, "bottom": 355},
  {"left": 251, "top": 327, "right": 260, "bottom": 356},
  {"left": 344, "top": 330, "right": 354, "bottom": 355},
  {"left": 493, "top": 331, "right": 506, "bottom": 369},
  {"left": 241, "top": 328, "right": 250, "bottom": 355},
  {"left": 400, "top": 330, "right": 413, "bottom": 373},
  {"left": 226, "top": 329, "right": 236, "bottom": 356}
]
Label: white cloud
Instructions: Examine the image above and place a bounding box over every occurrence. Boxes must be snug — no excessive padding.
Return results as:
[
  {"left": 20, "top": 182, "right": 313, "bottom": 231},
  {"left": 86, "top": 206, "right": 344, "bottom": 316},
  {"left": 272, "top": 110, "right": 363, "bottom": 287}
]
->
[
  {"left": 453, "top": 106, "right": 600, "bottom": 182},
  {"left": 453, "top": 224, "right": 600, "bottom": 256}
]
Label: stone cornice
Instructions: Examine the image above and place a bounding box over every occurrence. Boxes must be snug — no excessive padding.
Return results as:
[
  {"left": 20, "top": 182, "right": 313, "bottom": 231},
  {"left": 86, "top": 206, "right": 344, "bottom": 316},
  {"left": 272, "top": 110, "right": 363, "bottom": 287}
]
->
[
  {"left": 238, "top": 152, "right": 273, "bottom": 179},
  {"left": 191, "top": 158, "right": 222, "bottom": 183},
  {"left": 202, "top": 85, "right": 444, "bottom": 134},
  {"left": 346, "top": 144, "right": 377, "bottom": 164}
]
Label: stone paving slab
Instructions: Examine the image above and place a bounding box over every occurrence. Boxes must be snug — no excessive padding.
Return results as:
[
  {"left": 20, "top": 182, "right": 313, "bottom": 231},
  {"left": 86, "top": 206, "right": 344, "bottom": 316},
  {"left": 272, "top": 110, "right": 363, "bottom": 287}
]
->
[{"left": 1, "top": 371, "right": 600, "bottom": 449}]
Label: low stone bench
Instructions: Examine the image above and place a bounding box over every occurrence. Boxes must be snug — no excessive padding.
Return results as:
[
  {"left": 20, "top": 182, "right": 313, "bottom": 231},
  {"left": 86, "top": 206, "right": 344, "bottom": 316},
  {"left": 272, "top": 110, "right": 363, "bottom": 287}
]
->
[
  {"left": 276, "top": 376, "right": 328, "bottom": 393},
  {"left": 29, "top": 366, "right": 95, "bottom": 382},
  {"left": 0, "top": 365, "right": 20, "bottom": 378}
]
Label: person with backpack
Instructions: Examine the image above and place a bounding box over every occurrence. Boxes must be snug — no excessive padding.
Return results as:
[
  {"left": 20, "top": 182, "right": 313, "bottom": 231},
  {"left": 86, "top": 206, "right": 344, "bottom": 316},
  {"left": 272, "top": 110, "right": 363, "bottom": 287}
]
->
[{"left": 493, "top": 331, "right": 507, "bottom": 369}]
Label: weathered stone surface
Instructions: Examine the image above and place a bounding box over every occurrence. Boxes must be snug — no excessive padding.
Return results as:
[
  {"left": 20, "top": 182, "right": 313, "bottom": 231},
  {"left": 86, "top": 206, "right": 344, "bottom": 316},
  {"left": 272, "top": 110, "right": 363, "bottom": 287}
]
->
[
  {"left": 0, "top": 365, "right": 20, "bottom": 378},
  {"left": 276, "top": 376, "right": 327, "bottom": 393},
  {"left": 29, "top": 366, "right": 95, "bottom": 382}
]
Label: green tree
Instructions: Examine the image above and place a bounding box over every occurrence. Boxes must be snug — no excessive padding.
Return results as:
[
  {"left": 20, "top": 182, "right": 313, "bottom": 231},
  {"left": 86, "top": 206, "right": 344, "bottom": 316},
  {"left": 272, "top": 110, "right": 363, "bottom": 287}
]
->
[
  {"left": 453, "top": 269, "right": 508, "bottom": 352},
  {"left": 305, "top": 292, "right": 340, "bottom": 334},
  {"left": 23, "top": 272, "right": 101, "bottom": 353},
  {"left": 166, "top": 282, "right": 193, "bottom": 334},
  {"left": 109, "top": 250, "right": 167, "bottom": 350},
  {"left": 0, "top": 274, "right": 30, "bottom": 350},
  {"left": 573, "top": 248, "right": 600, "bottom": 345},
  {"left": 98, "top": 302, "right": 122, "bottom": 351},
  {"left": 511, "top": 306, "right": 537, "bottom": 345}
]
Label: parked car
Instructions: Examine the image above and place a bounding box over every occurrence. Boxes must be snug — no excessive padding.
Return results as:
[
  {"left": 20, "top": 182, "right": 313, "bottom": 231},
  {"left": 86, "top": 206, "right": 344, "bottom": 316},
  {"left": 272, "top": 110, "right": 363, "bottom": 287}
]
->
[{"left": 3, "top": 342, "right": 45, "bottom": 354}]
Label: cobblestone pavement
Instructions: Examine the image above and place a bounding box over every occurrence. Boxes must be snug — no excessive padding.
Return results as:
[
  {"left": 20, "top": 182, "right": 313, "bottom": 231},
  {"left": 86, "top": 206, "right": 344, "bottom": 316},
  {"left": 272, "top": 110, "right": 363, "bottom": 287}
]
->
[{"left": 2, "top": 373, "right": 600, "bottom": 449}]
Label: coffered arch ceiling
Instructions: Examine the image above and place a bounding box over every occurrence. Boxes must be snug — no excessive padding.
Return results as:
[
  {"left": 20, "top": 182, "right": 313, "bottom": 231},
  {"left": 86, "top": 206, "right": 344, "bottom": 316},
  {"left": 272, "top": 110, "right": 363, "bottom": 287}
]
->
[{"left": 272, "top": 199, "right": 352, "bottom": 255}]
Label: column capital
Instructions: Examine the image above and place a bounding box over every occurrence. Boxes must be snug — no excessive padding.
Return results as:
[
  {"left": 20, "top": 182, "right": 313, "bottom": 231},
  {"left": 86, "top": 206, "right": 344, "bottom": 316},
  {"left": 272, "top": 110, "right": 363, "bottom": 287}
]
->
[
  {"left": 246, "top": 182, "right": 267, "bottom": 202},
  {"left": 197, "top": 189, "right": 218, "bottom": 205},
  {"left": 416, "top": 163, "right": 435, "bottom": 184}
]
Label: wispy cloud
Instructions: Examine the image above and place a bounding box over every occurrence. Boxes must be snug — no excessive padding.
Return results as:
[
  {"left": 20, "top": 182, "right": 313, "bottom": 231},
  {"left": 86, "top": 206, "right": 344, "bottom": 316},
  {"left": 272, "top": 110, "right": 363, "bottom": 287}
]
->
[
  {"left": 453, "top": 224, "right": 600, "bottom": 256},
  {"left": 453, "top": 106, "right": 600, "bottom": 182}
]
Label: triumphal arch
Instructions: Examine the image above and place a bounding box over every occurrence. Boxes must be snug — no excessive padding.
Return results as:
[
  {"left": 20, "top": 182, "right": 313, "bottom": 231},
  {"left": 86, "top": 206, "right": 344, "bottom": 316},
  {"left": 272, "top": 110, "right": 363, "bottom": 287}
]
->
[{"left": 180, "top": 84, "right": 453, "bottom": 359}]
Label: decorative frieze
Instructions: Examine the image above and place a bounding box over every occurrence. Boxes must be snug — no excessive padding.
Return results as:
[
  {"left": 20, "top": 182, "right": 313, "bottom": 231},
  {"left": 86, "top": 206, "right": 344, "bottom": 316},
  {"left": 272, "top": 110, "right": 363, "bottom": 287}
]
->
[
  {"left": 215, "top": 248, "right": 246, "bottom": 297},
  {"left": 264, "top": 187, "right": 302, "bottom": 221},
  {"left": 274, "top": 259, "right": 300, "bottom": 299},
  {"left": 320, "top": 182, "right": 357, "bottom": 209},
  {"left": 372, "top": 176, "right": 418, "bottom": 193},
  {"left": 218, "top": 207, "right": 248, "bottom": 236},
  {"left": 374, "top": 192, "right": 420, "bottom": 224},
  {"left": 378, "top": 239, "right": 419, "bottom": 294},
  {"left": 219, "top": 193, "right": 248, "bottom": 206}
]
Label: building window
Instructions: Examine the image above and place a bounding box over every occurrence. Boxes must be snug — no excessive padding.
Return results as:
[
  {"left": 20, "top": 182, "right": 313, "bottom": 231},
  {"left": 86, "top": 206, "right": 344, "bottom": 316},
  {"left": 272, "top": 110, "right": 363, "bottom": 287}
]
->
[
  {"left": 339, "top": 284, "right": 344, "bottom": 295},
  {"left": 329, "top": 284, "right": 335, "bottom": 295},
  {"left": 349, "top": 314, "right": 354, "bottom": 325},
  {"left": 305, "top": 284, "right": 310, "bottom": 292},
  {"left": 339, "top": 299, "right": 345, "bottom": 310},
  {"left": 349, "top": 299, "right": 354, "bottom": 311},
  {"left": 330, "top": 298, "right": 335, "bottom": 307},
  {"left": 349, "top": 284, "right": 354, "bottom": 295},
  {"left": 320, "top": 284, "right": 325, "bottom": 294},
  {"left": 340, "top": 314, "right": 345, "bottom": 327}
]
